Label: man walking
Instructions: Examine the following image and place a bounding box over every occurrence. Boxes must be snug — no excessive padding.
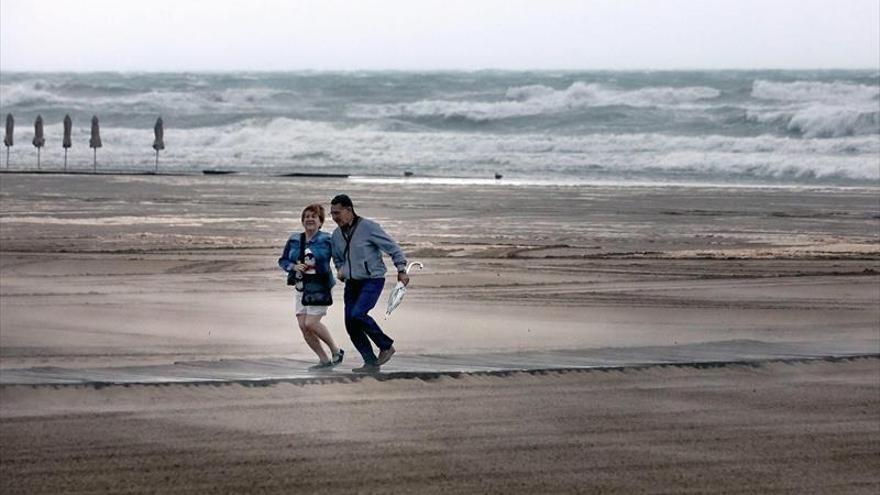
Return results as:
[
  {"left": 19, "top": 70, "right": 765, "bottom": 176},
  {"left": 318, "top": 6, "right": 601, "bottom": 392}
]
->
[{"left": 330, "top": 194, "right": 409, "bottom": 373}]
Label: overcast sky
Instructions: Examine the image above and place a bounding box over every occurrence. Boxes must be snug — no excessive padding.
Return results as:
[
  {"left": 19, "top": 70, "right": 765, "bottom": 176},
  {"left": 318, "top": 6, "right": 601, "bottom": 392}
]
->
[{"left": 1, "top": 0, "right": 878, "bottom": 71}]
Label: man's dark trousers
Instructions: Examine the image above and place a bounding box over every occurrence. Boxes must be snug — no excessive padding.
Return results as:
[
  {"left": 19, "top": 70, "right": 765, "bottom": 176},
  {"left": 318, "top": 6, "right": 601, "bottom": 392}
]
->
[{"left": 344, "top": 278, "right": 393, "bottom": 364}]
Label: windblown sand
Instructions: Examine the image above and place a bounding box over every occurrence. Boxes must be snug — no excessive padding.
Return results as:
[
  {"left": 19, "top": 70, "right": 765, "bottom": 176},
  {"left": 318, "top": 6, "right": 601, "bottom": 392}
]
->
[
  {"left": 1, "top": 359, "right": 878, "bottom": 494},
  {"left": 1, "top": 173, "right": 878, "bottom": 493}
]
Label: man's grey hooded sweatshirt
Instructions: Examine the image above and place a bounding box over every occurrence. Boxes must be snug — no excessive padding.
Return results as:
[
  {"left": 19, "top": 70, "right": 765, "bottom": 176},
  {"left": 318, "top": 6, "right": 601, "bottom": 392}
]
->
[{"left": 331, "top": 216, "right": 407, "bottom": 281}]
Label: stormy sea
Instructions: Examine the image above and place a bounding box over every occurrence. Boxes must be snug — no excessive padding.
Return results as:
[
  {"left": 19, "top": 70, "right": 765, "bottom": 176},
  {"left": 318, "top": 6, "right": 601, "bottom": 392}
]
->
[{"left": 1, "top": 70, "right": 877, "bottom": 186}]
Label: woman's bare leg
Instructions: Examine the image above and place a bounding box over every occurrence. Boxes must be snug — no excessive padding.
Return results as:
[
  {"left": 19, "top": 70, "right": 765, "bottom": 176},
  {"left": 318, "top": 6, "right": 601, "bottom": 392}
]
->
[
  {"left": 297, "top": 314, "right": 330, "bottom": 363},
  {"left": 305, "top": 314, "right": 339, "bottom": 356}
]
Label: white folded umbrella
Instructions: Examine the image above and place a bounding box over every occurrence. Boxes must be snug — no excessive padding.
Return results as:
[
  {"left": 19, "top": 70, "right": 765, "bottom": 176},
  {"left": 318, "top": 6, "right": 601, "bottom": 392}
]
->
[{"left": 385, "top": 261, "right": 424, "bottom": 319}]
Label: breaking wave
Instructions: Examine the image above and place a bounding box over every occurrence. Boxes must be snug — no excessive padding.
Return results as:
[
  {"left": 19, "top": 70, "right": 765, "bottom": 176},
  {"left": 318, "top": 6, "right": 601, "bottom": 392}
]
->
[
  {"left": 0, "top": 79, "right": 296, "bottom": 115},
  {"left": 748, "top": 80, "right": 880, "bottom": 138},
  {"left": 351, "top": 82, "right": 722, "bottom": 122}
]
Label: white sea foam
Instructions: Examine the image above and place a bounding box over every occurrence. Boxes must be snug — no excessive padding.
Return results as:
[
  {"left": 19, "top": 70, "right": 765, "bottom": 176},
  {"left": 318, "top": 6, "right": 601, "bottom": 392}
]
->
[
  {"left": 752, "top": 80, "right": 879, "bottom": 103},
  {"left": 352, "top": 82, "right": 721, "bottom": 122},
  {"left": 748, "top": 80, "right": 880, "bottom": 138},
  {"left": 786, "top": 105, "right": 879, "bottom": 138},
  {"left": 0, "top": 80, "right": 63, "bottom": 107},
  {"left": 14, "top": 117, "right": 875, "bottom": 183},
  {"left": 0, "top": 80, "right": 291, "bottom": 114},
  {"left": 747, "top": 105, "right": 878, "bottom": 138}
]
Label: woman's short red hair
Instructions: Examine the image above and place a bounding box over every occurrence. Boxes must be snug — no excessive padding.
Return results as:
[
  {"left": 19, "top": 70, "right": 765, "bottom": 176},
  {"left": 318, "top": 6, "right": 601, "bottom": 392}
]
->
[{"left": 301, "top": 203, "right": 325, "bottom": 224}]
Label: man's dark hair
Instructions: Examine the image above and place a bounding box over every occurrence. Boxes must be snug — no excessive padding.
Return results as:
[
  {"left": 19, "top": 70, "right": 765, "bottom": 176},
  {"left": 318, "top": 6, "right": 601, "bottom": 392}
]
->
[{"left": 331, "top": 194, "right": 354, "bottom": 209}]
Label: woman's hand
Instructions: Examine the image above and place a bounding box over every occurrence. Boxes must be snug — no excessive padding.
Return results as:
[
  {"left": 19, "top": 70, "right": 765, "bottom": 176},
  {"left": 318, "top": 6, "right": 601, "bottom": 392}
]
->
[{"left": 293, "top": 263, "right": 306, "bottom": 273}]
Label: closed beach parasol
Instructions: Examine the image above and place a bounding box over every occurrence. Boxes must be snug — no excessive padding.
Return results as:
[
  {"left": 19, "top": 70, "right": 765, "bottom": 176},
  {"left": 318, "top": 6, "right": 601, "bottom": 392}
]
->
[
  {"left": 385, "top": 261, "right": 424, "bottom": 319},
  {"left": 152, "top": 116, "right": 164, "bottom": 172},
  {"left": 3, "top": 113, "right": 12, "bottom": 168},
  {"left": 32, "top": 115, "right": 45, "bottom": 169},
  {"left": 62, "top": 114, "right": 72, "bottom": 170},
  {"left": 89, "top": 115, "right": 102, "bottom": 171}
]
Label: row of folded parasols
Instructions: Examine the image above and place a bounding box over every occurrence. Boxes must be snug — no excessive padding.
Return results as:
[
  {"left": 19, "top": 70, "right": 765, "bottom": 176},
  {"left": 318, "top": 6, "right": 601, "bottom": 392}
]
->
[{"left": 2, "top": 114, "right": 165, "bottom": 171}]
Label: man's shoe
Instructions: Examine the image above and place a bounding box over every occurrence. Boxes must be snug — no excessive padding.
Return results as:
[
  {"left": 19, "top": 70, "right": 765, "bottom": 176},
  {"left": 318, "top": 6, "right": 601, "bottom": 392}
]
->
[
  {"left": 309, "top": 361, "right": 334, "bottom": 371},
  {"left": 376, "top": 346, "right": 396, "bottom": 366},
  {"left": 352, "top": 362, "right": 380, "bottom": 373},
  {"left": 332, "top": 349, "right": 345, "bottom": 365}
]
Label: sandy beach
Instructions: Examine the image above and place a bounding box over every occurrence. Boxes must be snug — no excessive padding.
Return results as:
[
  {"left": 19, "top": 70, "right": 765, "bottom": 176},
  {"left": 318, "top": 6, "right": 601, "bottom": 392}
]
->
[
  {"left": 1, "top": 173, "right": 879, "bottom": 493},
  {"left": 2, "top": 359, "right": 878, "bottom": 494}
]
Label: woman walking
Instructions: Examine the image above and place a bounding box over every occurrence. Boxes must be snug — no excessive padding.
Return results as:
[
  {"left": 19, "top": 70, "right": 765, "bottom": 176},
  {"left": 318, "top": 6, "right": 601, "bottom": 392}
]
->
[{"left": 278, "top": 204, "right": 344, "bottom": 369}]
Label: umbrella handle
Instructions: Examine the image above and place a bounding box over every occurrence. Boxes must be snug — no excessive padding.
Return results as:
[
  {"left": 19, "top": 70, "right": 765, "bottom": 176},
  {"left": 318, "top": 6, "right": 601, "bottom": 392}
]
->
[{"left": 405, "top": 262, "right": 424, "bottom": 274}]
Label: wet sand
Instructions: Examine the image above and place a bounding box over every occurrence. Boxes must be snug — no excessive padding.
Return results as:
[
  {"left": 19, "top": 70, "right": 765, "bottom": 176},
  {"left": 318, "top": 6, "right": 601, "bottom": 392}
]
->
[{"left": 1, "top": 173, "right": 878, "bottom": 492}]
